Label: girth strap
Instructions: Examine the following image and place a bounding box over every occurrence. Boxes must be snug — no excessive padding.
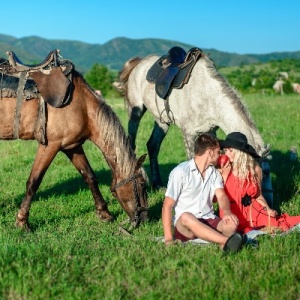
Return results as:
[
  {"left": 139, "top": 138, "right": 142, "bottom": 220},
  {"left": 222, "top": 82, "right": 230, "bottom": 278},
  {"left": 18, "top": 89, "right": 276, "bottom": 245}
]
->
[
  {"left": 36, "top": 95, "right": 47, "bottom": 145},
  {"left": 161, "top": 98, "right": 174, "bottom": 124},
  {"left": 13, "top": 71, "right": 26, "bottom": 139}
]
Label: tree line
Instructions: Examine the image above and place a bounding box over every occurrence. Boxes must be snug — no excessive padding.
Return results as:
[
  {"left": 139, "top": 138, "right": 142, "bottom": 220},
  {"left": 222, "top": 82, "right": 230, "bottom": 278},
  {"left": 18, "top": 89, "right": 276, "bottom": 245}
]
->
[{"left": 219, "top": 59, "right": 300, "bottom": 94}]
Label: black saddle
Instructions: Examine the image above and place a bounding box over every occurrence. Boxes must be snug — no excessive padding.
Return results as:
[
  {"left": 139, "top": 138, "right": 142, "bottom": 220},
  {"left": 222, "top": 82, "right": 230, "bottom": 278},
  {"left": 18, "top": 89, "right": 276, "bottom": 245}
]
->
[
  {"left": 167, "top": 46, "right": 187, "bottom": 64},
  {"left": 146, "top": 46, "right": 203, "bottom": 99}
]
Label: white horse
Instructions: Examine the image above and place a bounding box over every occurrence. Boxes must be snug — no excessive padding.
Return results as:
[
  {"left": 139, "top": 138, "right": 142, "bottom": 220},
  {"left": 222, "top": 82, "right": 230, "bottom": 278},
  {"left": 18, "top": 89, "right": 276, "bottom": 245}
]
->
[{"left": 116, "top": 48, "right": 273, "bottom": 205}]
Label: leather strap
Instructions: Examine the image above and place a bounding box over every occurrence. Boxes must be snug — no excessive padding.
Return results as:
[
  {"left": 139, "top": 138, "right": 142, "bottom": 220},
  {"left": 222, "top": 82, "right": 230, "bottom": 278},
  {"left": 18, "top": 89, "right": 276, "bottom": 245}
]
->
[{"left": 13, "top": 71, "right": 26, "bottom": 138}]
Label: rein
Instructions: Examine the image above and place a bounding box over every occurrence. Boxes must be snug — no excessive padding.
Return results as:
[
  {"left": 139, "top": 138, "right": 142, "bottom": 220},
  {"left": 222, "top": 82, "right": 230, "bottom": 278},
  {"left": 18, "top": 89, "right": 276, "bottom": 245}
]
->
[{"left": 111, "top": 173, "right": 149, "bottom": 232}]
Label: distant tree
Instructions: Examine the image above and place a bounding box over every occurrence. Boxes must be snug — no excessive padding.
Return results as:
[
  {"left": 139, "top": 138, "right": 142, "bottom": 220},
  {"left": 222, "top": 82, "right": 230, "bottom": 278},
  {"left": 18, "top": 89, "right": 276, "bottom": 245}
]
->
[
  {"left": 282, "top": 79, "right": 294, "bottom": 94},
  {"left": 84, "top": 64, "right": 116, "bottom": 97},
  {"left": 221, "top": 58, "right": 300, "bottom": 94}
]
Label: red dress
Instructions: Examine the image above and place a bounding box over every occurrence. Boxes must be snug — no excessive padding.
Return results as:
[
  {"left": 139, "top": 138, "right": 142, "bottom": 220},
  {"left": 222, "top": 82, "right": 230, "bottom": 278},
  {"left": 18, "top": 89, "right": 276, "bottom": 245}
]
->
[{"left": 219, "top": 172, "right": 300, "bottom": 234}]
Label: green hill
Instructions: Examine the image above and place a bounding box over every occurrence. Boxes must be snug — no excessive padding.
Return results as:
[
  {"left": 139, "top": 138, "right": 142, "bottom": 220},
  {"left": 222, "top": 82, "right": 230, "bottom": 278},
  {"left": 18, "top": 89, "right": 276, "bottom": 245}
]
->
[{"left": 1, "top": 33, "right": 299, "bottom": 73}]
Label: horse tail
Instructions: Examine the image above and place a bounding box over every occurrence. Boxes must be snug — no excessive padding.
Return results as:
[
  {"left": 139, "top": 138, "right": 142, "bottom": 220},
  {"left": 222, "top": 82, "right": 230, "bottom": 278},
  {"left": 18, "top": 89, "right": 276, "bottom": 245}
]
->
[
  {"left": 119, "top": 57, "right": 143, "bottom": 83},
  {"left": 113, "top": 57, "right": 143, "bottom": 96}
]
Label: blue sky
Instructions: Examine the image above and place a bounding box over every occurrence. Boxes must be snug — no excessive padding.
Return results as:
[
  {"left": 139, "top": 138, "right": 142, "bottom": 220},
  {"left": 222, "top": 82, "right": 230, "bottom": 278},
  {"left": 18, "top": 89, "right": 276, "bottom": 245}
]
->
[{"left": 1, "top": 0, "right": 299, "bottom": 54}]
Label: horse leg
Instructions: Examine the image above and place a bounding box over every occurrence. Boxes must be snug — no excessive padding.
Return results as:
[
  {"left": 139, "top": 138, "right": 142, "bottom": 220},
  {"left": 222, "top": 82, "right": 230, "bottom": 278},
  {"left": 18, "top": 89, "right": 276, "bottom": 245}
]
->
[
  {"left": 16, "top": 144, "right": 60, "bottom": 230},
  {"left": 182, "top": 127, "right": 219, "bottom": 159},
  {"left": 128, "top": 106, "right": 146, "bottom": 150},
  {"left": 63, "top": 146, "right": 114, "bottom": 222},
  {"left": 147, "top": 121, "right": 169, "bottom": 189},
  {"left": 181, "top": 131, "right": 196, "bottom": 159}
]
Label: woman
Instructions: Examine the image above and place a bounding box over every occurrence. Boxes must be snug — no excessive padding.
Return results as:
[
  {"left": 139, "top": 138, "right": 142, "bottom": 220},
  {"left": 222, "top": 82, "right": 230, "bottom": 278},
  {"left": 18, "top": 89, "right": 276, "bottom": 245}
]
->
[{"left": 218, "top": 132, "right": 300, "bottom": 234}]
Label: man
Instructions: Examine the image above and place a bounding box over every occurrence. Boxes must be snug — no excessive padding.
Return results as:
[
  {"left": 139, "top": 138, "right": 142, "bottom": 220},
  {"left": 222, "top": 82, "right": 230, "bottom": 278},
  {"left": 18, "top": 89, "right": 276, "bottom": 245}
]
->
[{"left": 162, "top": 133, "right": 244, "bottom": 252}]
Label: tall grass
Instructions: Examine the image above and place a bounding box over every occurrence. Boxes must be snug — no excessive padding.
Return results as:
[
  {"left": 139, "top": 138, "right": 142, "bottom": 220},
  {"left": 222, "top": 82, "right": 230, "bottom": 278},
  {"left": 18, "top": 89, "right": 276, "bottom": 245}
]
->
[{"left": 0, "top": 94, "right": 299, "bottom": 299}]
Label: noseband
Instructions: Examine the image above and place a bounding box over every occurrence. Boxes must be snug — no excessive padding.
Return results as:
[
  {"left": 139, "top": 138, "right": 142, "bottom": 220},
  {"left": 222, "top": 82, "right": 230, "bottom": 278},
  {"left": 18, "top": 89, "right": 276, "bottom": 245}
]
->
[{"left": 110, "top": 173, "right": 148, "bottom": 227}]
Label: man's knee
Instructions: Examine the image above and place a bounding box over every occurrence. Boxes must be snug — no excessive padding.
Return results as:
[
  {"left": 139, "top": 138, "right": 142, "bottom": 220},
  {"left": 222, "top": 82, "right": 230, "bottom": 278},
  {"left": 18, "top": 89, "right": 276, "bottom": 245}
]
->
[{"left": 179, "top": 212, "right": 194, "bottom": 226}]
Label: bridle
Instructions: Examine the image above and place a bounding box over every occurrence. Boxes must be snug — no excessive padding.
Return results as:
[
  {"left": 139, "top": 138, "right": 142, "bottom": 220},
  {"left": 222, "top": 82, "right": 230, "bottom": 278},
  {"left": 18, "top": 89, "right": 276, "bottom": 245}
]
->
[{"left": 110, "top": 173, "right": 149, "bottom": 228}]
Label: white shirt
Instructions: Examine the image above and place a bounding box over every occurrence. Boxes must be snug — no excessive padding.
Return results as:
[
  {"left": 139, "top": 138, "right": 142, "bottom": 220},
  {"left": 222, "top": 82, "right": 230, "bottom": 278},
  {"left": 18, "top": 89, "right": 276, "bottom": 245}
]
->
[{"left": 165, "top": 159, "right": 224, "bottom": 225}]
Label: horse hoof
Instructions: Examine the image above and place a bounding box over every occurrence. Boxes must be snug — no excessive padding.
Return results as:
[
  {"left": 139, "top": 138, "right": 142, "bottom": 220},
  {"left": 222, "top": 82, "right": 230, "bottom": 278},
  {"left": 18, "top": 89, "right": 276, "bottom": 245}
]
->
[
  {"left": 97, "top": 211, "right": 114, "bottom": 222},
  {"left": 15, "top": 220, "right": 31, "bottom": 232}
]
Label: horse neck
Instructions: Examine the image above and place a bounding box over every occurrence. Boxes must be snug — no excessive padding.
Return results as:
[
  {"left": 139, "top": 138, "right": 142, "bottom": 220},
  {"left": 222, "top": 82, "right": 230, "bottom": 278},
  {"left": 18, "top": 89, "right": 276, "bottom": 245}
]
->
[
  {"left": 200, "top": 58, "right": 265, "bottom": 151},
  {"left": 83, "top": 88, "right": 135, "bottom": 178},
  {"left": 218, "top": 98, "right": 264, "bottom": 150}
]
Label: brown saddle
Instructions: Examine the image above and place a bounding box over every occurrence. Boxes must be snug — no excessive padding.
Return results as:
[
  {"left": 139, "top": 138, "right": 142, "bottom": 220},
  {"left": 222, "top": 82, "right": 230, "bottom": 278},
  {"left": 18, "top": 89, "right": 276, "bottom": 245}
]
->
[
  {"left": 4, "top": 49, "right": 74, "bottom": 108},
  {"left": 6, "top": 49, "right": 59, "bottom": 72},
  {"left": 146, "top": 47, "right": 203, "bottom": 99},
  {"left": 1, "top": 49, "right": 74, "bottom": 143}
]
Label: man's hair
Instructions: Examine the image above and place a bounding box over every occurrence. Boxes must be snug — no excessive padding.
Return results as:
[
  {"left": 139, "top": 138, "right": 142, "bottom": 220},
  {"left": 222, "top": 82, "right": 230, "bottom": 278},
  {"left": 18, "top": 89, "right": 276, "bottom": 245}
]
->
[{"left": 194, "top": 133, "right": 219, "bottom": 155}]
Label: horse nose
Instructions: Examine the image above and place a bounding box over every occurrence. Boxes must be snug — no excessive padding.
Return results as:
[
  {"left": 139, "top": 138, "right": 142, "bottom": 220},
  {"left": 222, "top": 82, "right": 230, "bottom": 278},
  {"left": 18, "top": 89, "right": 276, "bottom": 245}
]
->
[
  {"left": 139, "top": 210, "right": 148, "bottom": 223},
  {"left": 133, "top": 210, "right": 148, "bottom": 227}
]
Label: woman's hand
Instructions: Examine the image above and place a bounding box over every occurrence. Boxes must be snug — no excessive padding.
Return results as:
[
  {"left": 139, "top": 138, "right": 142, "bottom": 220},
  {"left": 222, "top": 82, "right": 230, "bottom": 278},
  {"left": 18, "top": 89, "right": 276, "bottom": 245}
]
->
[
  {"left": 217, "top": 154, "right": 229, "bottom": 168},
  {"left": 219, "top": 160, "right": 231, "bottom": 179},
  {"left": 265, "top": 208, "right": 278, "bottom": 217}
]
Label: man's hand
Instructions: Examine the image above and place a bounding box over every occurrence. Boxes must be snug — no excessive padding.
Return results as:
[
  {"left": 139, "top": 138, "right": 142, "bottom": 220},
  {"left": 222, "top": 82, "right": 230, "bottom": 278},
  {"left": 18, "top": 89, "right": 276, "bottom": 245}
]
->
[
  {"left": 222, "top": 211, "right": 239, "bottom": 227},
  {"left": 164, "top": 239, "right": 182, "bottom": 246}
]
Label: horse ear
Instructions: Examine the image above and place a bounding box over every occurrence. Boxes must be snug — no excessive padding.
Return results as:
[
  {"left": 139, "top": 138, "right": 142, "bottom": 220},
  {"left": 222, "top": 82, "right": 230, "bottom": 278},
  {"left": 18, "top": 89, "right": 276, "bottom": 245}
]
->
[
  {"left": 135, "top": 153, "right": 147, "bottom": 170},
  {"left": 30, "top": 67, "right": 71, "bottom": 108}
]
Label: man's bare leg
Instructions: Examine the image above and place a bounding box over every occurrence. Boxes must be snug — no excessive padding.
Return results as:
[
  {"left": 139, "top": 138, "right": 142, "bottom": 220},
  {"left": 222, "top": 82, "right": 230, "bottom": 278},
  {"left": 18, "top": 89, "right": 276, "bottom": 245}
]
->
[{"left": 176, "top": 212, "right": 242, "bottom": 251}]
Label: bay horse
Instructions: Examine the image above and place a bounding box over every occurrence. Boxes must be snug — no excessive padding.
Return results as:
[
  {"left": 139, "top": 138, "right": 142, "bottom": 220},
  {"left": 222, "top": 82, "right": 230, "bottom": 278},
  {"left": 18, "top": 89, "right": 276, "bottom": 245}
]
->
[
  {"left": 115, "top": 47, "right": 273, "bottom": 206},
  {"left": 0, "top": 49, "right": 148, "bottom": 231}
]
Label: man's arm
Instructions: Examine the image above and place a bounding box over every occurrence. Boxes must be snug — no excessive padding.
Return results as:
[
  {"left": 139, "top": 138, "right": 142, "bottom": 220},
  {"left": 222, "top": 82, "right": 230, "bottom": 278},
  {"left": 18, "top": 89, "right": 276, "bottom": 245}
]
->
[
  {"left": 215, "top": 188, "right": 239, "bottom": 226},
  {"left": 162, "top": 196, "right": 175, "bottom": 244}
]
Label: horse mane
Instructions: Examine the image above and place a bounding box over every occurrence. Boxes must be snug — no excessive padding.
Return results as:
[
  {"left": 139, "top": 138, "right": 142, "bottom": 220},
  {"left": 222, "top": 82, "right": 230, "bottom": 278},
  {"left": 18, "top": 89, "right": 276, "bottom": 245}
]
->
[
  {"left": 97, "top": 101, "right": 137, "bottom": 175},
  {"left": 203, "top": 56, "right": 258, "bottom": 130},
  {"left": 74, "top": 70, "right": 138, "bottom": 176}
]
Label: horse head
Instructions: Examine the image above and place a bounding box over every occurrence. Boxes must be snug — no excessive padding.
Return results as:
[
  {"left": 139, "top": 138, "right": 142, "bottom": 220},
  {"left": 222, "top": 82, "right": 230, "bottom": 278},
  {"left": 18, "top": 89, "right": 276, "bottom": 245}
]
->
[{"left": 110, "top": 153, "right": 148, "bottom": 228}]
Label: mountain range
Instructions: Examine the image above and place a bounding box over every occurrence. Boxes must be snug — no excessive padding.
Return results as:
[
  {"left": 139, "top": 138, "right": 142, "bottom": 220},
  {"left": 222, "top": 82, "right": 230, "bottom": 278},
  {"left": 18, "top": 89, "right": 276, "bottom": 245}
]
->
[{"left": 1, "top": 34, "right": 300, "bottom": 73}]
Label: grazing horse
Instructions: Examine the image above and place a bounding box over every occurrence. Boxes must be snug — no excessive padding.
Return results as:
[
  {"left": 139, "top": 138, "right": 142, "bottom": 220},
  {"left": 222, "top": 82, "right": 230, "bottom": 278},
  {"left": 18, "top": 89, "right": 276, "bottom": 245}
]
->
[
  {"left": 115, "top": 47, "right": 273, "bottom": 206},
  {"left": 0, "top": 50, "right": 148, "bottom": 230}
]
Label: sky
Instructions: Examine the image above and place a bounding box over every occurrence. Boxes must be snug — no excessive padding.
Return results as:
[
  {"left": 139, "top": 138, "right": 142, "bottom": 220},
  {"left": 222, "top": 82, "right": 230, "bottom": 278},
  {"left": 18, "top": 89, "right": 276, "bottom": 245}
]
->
[{"left": 1, "top": 0, "right": 299, "bottom": 55}]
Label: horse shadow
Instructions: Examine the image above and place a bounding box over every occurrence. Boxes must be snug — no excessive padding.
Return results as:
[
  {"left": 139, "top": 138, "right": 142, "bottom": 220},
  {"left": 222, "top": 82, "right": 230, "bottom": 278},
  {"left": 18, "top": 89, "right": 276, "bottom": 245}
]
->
[
  {"left": 268, "top": 149, "right": 300, "bottom": 213},
  {"left": 10, "top": 149, "right": 297, "bottom": 229},
  {"left": 9, "top": 162, "right": 175, "bottom": 226},
  {"left": 9, "top": 168, "right": 122, "bottom": 224},
  {"left": 144, "top": 162, "right": 179, "bottom": 222}
]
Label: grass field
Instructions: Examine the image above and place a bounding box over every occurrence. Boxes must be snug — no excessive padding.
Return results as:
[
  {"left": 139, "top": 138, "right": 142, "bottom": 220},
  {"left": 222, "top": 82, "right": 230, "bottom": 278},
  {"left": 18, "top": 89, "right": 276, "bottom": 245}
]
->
[{"left": 0, "top": 93, "right": 299, "bottom": 299}]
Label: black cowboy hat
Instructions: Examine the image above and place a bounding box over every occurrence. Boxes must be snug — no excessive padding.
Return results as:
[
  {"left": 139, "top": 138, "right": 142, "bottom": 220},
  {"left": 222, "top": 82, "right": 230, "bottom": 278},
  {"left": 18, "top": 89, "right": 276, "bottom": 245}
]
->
[{"left": 219, "top": 132, "right": 260, "bottom": 158}]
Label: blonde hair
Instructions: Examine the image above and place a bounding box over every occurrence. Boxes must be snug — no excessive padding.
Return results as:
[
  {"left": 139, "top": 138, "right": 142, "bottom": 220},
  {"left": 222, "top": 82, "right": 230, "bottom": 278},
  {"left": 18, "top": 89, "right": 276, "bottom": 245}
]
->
[{"left": 231, "top": 148, "right": 259, "bottom": 186}]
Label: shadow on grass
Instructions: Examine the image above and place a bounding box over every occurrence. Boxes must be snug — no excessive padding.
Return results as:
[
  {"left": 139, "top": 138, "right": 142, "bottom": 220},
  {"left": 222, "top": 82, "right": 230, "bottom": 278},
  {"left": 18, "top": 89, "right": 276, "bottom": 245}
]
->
[
  {"left": 265, "top": 149, "right": 300, "bottom": 212},
  {"left": 13, "top": 168, "right": 112, "bottom": 204},
  {"left": 9, "top": 150, "right": 299, "bottom": 228},
  {"left": 10, "top": 162, "right": 179, "bottom": 227}
]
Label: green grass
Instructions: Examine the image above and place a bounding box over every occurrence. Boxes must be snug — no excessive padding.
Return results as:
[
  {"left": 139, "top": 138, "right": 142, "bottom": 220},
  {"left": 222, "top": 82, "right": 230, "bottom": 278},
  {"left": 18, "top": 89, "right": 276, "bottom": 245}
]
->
[{"left": 0, "top": 94, "right": 299, "bottom": 299}]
